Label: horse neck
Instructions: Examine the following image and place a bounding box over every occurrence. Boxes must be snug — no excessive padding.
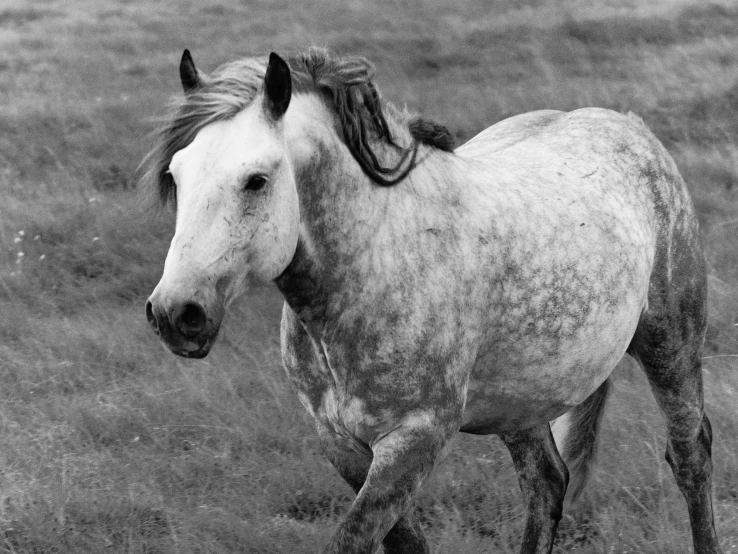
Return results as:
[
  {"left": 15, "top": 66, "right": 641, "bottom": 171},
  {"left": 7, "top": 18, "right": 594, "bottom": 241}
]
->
[
  {"left": 278, "top": 94, "right": 444, "bottom": 325},
  {"left": 286, "top": 93, "right": 377, "bottom": 230}
]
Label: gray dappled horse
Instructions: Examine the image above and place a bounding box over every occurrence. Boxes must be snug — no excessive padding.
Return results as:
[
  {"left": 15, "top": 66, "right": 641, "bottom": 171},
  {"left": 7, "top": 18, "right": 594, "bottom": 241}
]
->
[{"left": 144, "top": 48, "right": 722, "bottom": 554}]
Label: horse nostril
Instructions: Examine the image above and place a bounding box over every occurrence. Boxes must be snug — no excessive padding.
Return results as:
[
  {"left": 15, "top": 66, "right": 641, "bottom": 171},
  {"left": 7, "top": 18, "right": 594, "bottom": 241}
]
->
[
  {"left": 175, "top": 302, "right": 208, "bottom": 338},
  {"left": 145, "top": 300, "right": 159, "bottom": 333}
]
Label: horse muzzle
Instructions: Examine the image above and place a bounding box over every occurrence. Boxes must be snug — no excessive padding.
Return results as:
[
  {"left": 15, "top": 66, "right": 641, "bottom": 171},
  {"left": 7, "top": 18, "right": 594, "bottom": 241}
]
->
[{"left": 145, "top": 295, "right": 224, "bottom": 358}]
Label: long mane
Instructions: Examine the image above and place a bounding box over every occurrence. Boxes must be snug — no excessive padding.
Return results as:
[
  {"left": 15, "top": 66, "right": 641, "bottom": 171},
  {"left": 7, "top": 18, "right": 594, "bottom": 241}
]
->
[{"left": 140, "top": 47, "right": 454, "bottom": 205}]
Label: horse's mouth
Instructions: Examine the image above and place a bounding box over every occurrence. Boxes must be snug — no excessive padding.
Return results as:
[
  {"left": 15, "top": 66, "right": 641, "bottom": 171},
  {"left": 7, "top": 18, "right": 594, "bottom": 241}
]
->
[
  {"left": 177, "top": 345, "right": 211, "bottom": 359},
  {"left": 150, "top": 315, "right": 221, "bottom": 359},
  {"left": 162, "top": 330, "right": 219, "bottom": 359}
]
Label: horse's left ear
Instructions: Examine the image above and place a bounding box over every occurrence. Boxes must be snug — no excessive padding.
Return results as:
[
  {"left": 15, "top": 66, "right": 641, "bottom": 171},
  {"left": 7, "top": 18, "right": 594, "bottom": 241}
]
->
[{"left": 263, "top": 52, "right": 291, "bottom": 120}]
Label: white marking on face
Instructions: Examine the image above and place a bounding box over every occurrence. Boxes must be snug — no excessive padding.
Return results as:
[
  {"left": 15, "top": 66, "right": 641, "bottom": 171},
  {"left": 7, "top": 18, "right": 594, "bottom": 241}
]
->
[{"left": 155, "top": 100, "right": 300, "bottom": 309}]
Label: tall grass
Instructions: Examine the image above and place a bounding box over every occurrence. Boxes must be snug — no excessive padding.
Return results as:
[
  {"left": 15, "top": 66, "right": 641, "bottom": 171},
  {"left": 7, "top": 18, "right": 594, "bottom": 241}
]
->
[{"left": 1, "top": 0, "right": 737, "bottom": 552}]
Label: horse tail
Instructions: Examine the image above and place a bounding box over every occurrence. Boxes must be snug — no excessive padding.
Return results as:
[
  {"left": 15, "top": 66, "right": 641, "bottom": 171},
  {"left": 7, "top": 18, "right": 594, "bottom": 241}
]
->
[{"left": 550, "top": 378, "right": 613, "bottom": 502}]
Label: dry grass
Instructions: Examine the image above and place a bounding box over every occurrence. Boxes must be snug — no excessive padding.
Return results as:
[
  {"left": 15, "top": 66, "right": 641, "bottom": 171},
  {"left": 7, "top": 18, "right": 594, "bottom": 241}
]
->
[{"left": 1, "top": 0, "right": 737, "bottom": 552}]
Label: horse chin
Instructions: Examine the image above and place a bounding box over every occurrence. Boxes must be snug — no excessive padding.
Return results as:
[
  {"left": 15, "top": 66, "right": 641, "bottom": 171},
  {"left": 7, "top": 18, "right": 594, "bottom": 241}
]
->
[
  {"left": 160, "top": 325, "right": 221, "bottom": 359},
  {"left": 179, "top": 344, "right": 212, "bottom": 359}
]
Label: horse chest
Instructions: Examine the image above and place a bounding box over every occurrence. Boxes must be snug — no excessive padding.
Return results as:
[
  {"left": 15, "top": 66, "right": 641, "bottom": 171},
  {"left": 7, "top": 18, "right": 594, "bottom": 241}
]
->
[
  {"left": 285, "top": 339, "right": 395, "bottom": 449},
  {"left": 281, "top": 305, "right": 469, "bottom": 447}
]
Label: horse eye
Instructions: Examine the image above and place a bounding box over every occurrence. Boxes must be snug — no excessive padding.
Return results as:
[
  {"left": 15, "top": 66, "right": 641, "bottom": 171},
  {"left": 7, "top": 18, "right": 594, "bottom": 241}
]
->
[{"left": 244, "top": 174, "right": 267, "bottom": 191}]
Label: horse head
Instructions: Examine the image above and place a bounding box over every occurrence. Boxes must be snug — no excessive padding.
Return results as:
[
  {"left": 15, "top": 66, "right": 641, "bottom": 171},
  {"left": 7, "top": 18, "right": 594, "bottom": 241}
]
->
[{"left": 146, "top": 52, "right": 299, "bottom": 358}]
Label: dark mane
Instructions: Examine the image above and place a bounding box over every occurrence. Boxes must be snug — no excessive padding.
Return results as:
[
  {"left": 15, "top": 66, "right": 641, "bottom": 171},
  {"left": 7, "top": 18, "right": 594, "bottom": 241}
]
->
[
  {"left": 409, "top": 117, "right": 456, "bottom": 152},
  {"left": 289, "top": 48, "right": 455, "bottom": 186},
  {"left": 140, "top": 47, "right": 454, "bottom": 204}
]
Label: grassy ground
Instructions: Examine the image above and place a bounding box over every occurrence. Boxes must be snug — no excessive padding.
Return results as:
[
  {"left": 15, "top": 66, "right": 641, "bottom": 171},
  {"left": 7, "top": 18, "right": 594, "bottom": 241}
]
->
[{"left": 1, "top": 0, "right": 738, "bottom": 552}]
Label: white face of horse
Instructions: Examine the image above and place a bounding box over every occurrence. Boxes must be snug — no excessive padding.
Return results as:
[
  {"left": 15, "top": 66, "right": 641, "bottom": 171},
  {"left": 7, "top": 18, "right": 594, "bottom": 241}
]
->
[{"left": 146, "top": 53, "right": 297, "bottom": 358}]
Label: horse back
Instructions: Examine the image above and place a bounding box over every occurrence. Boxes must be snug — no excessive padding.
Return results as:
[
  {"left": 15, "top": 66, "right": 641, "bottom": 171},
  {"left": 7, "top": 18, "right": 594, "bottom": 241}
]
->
[{"left": 459, "top": 107, "right": 699, "bottom": 259}]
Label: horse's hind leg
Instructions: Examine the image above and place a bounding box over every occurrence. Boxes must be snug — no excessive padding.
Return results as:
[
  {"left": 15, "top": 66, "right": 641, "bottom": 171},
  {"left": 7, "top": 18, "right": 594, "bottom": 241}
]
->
[
  {"left": 317, "top": 424, "right": 429, "bottom": 554},
  {"left": 629, "top": 252, "right": 721, "bottom": 553},
  {"left": 500, "top": 422, "right": 569, "bottom": 554}
]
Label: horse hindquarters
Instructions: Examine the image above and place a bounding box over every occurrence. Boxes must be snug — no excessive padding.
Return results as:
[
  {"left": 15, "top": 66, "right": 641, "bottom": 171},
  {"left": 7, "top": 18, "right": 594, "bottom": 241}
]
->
[
  {"left": 630, "top": 318, "right": 720, "bottom": 553},
  {"left": 628, "top": 185, "right": 721, "bottom": 553}
]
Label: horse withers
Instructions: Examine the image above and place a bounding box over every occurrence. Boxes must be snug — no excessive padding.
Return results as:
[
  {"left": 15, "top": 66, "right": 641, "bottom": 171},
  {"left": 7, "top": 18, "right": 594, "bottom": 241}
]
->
[{"left": 144, "top": 48, "right": 722, "bottom": 554}]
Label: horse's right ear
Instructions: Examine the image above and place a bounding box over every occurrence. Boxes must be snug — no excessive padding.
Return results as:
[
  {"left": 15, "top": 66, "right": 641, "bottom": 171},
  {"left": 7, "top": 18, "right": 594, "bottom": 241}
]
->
[{"left": 179, "top": 49, "right": 201, "bottom": 94}]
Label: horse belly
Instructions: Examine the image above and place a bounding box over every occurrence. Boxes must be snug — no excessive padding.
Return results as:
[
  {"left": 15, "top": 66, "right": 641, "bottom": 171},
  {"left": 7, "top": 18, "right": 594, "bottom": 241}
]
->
[
  {"left": 462, "top": 304, "right": 639, "bottom": 433},
  {"left": 461, "top": 232, "right": 650, "bottom": 434}
]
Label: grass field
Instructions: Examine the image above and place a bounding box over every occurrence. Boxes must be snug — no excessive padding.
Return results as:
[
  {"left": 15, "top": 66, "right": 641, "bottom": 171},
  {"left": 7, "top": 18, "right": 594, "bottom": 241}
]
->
[{"left": 1, "top": 0, "right": 738, "bottom": 552}]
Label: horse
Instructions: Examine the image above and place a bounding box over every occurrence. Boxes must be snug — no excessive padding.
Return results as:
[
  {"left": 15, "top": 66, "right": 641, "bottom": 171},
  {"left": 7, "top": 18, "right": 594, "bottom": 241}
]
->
[{"left": 143, "top": 47, "right": 722, "bottom": 554}]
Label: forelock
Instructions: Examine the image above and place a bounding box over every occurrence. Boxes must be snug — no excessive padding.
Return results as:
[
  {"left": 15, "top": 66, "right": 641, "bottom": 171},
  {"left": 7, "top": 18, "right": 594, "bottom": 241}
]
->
[{"left": 140, "top": 57, "right": 267, "bottom": 206}]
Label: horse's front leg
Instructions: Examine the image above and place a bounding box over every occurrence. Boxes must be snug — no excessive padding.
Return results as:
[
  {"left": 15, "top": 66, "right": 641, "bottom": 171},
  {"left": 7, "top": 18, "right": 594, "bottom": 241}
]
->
[
  {"left": 317, "top": 424, "right": 429, "bottom": 554},
  {"left": 324, "top": 414, "right": 455, "bottom": 554},
  {"left": 500, "top": 422, "right": 569, "bottom": 554}
]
